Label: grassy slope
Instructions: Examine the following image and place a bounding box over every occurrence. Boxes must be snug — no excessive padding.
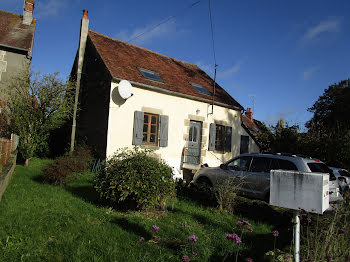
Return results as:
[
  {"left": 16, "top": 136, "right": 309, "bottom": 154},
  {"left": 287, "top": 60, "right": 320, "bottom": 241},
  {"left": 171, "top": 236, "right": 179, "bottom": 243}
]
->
[{"left": 0, "top": 159, "right": 289, "bottom": 262}]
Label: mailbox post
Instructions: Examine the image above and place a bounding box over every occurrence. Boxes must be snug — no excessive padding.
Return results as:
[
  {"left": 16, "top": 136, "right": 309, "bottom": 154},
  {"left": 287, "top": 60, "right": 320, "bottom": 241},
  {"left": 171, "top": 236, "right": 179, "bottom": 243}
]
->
[{"left": 270, "top": 170, "right": 329, "bottom": 262}]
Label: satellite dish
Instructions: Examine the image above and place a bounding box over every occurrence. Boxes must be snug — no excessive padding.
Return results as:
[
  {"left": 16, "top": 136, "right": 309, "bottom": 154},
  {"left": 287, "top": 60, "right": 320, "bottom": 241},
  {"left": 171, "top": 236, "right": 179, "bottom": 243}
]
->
[{"left": 118, "top": 80, "right": 133, "bottom": 99}]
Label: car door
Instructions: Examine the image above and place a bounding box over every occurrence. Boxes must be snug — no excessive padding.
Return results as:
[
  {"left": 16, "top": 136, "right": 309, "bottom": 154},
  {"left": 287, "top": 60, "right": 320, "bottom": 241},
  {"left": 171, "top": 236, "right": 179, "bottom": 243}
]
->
[
  {"left": 247, "top": 157, "right": 272, "bottom": 198},
  {"left": 226, "top": 156, "right": 252, "bottom": 193}
]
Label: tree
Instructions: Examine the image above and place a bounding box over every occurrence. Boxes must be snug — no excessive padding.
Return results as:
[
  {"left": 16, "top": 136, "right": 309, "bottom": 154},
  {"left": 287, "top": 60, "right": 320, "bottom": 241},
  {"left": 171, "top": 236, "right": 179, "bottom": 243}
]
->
[
  {"left": 256, "top": 119, "right": 300, "bottom": 154},
  {"left": 306, "top": 79, "right": 350, "bottom": 130},
  {"left": 8, "top": 71, "right": 74, "bottom": 165}
]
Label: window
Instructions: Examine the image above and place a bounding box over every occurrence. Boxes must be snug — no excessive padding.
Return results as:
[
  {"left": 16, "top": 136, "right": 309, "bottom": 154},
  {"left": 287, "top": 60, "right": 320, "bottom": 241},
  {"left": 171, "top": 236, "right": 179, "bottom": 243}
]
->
[
  {"left": 227, "top": 156, "right": 252, "bottom": 171},
  {"left": 307, "top": 163, "right": 336, "bottom": 180},
  {"left": 138, "top": 68, "right": 163, "bottom": 82},
  {"left": 142, "top": 113, "right": 159, "bottom": 145},
  {"left": 132, "top": 111, "right": 168, "bottom": 147},
  {"left": 250, "top": 157, "right": 271, "bottom": 172},
  {"left": 240, "top": 135, "right": 249, "bottom": 154},
  {"left": 190, "top": 83, "right": 211, "bottom": 95},
  {"left": 208, "top": 123, "right": 232, "bottom": 153},
  {"left": 215, "top": 125, "right": 225, "bottom": 152}
]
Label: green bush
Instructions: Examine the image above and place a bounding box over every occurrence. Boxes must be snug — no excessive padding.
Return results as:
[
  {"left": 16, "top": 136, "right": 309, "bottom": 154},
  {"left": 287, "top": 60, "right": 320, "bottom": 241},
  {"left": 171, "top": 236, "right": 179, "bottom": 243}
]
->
[
  {"left": 43, "top": 145, "right": 92, "bottom": 186},
  {"left": 94, "top": 147, "right": 176, "bottom": 210}
]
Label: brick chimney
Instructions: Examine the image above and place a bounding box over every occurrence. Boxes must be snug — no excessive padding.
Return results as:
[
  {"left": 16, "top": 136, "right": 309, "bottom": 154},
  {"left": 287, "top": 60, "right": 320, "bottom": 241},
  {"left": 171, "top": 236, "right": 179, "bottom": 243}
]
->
[
  {"left": 245, "top": 107, "right": 253, "bottom": 121},
  {"left": 23, "top": 0, "right": 35, "bottom": 25}
]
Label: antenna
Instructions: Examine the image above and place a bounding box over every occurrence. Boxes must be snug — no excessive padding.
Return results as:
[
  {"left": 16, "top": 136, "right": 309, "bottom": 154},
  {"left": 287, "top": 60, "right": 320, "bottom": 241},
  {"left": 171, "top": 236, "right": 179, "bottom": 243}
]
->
[{"left": 248, "top": 94, "right": 255, "bottom": 113}]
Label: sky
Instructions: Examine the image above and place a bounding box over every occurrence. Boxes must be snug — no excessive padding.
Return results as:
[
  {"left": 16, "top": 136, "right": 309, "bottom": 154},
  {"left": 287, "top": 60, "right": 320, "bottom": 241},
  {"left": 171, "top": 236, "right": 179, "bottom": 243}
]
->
[{"left": 1, "top": 0, "right": 349, "bottom": 128}]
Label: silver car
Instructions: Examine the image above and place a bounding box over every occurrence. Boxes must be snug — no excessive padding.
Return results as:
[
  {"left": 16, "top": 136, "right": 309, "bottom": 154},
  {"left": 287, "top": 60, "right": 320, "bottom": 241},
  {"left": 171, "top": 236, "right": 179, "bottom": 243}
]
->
[
  {"left": 191, "top": 153, "right": 342, "bottom": 203},
  {"left": 330, "top": 167, "right": 350, "bottom": 193}
]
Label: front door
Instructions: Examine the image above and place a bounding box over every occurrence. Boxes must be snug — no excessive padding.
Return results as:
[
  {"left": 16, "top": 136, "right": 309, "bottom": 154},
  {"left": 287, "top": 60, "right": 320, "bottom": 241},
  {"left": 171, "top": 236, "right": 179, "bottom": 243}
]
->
[{"left": 186, "top": 121, "right": 202, "bottom": 165}]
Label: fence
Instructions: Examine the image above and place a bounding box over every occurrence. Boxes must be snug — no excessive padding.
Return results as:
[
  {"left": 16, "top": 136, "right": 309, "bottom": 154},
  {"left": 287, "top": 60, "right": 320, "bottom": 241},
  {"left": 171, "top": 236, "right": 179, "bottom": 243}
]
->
[{"left": 0, "top": 134, "right": 19, "bottom": 166}]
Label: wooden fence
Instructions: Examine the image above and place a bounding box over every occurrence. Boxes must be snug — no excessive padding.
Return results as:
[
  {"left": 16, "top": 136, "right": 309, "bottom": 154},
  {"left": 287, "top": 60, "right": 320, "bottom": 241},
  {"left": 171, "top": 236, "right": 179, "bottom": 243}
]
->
[{"left": 0, "top": 134, "right": 19, "bottom": 166}]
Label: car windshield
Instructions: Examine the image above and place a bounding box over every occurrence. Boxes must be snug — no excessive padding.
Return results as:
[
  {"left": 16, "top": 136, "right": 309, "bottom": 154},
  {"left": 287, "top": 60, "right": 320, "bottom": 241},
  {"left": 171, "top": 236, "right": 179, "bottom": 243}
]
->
[{"left": 307, "top": 163, "right": 336, "bottom": 180}]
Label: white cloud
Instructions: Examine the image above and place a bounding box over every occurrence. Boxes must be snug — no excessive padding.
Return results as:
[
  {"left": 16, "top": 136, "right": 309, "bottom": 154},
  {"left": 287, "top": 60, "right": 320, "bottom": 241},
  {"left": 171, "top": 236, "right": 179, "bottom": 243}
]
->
[
  {"left": 302, "top": 66, "right": 321, "bottom": 80},
  {"left": 35, "top": 0, "right": 67, "bottom": 18},
  {"left": 116, "top": 20, "right": 177, "bottom": 45},
  {"left": 301, "top": 17, "right": 341, "bottom": 44},
  {"left": 217, "top": 60, "right": 245, "bottom": 79}
]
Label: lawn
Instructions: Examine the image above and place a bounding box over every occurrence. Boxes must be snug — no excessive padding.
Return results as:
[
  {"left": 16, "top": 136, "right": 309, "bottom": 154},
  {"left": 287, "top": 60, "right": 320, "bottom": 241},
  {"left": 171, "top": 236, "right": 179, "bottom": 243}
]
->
[{"left": 0, "top": 158, "right": 293, "bottom": 262}]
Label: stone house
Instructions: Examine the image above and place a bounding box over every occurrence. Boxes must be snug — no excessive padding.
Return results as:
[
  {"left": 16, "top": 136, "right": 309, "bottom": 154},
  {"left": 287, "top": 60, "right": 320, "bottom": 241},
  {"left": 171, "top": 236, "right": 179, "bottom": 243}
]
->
[{"left": 71, "top": 10, "right": 260, "bottom": 179}]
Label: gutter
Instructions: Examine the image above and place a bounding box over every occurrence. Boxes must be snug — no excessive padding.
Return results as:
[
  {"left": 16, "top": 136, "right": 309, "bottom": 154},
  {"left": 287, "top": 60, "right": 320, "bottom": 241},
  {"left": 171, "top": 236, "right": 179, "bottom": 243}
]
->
[
  {"left": 112, "top": 77, "right": 242, "bottom": 111},
  {"left": 0, "top": 44, "right": 29, "bottom": 55}
]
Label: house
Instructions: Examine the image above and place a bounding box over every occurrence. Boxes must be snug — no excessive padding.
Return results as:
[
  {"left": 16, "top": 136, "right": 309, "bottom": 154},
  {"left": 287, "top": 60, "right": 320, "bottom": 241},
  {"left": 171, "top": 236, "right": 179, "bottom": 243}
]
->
[
  {"left": 241, "top": 107, "right": 262, "bottom": 154},
  {"left": 71, "top": 10, "right": 260, "bottom": 179},
  {"left": 0, "top": 0, "right": 36, "bottom": 104}
]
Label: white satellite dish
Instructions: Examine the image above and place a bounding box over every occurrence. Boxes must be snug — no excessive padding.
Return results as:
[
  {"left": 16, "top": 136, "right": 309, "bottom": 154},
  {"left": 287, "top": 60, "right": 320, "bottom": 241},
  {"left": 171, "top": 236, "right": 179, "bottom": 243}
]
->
[{"left": 118, "top": 80, "right": 133, "bottom": 99}]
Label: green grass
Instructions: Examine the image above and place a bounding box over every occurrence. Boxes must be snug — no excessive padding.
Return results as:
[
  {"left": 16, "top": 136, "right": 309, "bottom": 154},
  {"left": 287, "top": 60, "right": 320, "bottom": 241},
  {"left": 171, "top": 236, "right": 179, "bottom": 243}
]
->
[{"left": 0, "top": 158, "right": 292, "bottom": 262}]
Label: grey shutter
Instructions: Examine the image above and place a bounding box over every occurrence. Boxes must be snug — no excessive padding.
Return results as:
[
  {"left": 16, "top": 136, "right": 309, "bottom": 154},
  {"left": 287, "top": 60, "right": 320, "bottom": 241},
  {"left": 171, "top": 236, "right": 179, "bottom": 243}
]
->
[
  {"left": 132, "top": 111, "right": 144, "bottom": 145},
  {"left": 225, "top": 126, "right": 232, "bottom": 152},
  {"left": 159, "top": 115, "right": 168, "bottom": 147},
  {"left": 208, "top": 123, "right": 216, "bottom": 151}
]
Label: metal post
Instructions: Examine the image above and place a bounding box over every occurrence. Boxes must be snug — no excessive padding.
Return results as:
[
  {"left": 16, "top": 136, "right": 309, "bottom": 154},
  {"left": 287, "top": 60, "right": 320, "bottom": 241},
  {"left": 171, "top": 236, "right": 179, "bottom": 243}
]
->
[{"left": 293, "top": 210, "right": 300, "bottom": 262}]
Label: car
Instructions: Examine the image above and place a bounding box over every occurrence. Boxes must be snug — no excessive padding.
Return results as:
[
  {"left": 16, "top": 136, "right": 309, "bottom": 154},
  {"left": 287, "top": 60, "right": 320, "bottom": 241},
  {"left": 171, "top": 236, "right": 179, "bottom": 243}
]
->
[
  {"left": 191, "top": 153, "right": 342, "bottom": 204},
  {"left": 330, "top": 167, "right": 350, "bottom": 193}
]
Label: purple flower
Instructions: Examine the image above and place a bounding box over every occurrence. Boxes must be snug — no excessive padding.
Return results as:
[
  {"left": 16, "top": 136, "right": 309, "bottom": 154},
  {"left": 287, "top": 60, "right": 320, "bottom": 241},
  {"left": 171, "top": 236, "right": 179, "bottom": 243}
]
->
[
  {"left": 152, "top": 225, "right": 159, "bottom": 232},
  {"left": 182, "top": 255, "right": 191, "bottom": 262},
  {"left": 273, "top": 230, "right": 279, "bottom": 237},
  {"left": 225, "top": 233, "right": 241, "bottom": 244},
  {"left": 242, "top": 220, "right": 250, "bottom": 226},
  {"left": 188, "top": 235, "right": 197, "bottom": 243},
  {"left": 138, "top": 237, "right": 145, "bottom": 242},
  {"left": 248, "top": 227, "right": 253, "bottom": 232},
  {"left": 236, "top": 221, "right": 243, "bottom": 226},
  {"left": 307, "top": 217, "right": 312, "bottom": 223},
  {"left": 245, "top": 258, "right": 253, "bottom": 262}
]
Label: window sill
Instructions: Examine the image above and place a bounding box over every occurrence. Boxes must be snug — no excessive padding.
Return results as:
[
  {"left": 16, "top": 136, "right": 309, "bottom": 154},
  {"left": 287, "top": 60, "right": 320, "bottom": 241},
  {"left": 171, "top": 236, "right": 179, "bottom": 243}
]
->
[{"left": 141, "top": 144, "right": 160, "bottom": 150}]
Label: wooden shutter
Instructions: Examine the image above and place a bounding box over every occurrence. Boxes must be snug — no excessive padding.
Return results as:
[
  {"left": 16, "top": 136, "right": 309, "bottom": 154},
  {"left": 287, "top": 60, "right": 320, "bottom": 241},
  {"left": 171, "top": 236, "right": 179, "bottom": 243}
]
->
[
  {"left": 208, "top": 123, "right": 216, "bottom": 151},
  {"left": 159, "top": 115, "right": 169, "bottom": 147},
  {"left": 132, "top": 111, "right": 144, "bottom": 145},
  {"left": 225, "top": 126, "right": 232, "bottom": 152}
]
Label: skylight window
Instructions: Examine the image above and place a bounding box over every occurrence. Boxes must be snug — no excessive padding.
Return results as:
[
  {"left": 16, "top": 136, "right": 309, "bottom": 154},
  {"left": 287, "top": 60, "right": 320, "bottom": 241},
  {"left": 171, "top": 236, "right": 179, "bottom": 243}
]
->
[
  {"left": 138, "top": 68, "right": 163, "bottom": 82},
  {"left": 191, "top": 83, "right": 211, "bottom": 96}
]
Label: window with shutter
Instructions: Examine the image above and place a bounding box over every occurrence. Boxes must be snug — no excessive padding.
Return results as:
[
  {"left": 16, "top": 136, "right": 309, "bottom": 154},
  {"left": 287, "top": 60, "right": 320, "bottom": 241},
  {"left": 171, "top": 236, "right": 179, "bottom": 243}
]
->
[
  {"left": 133, "top": 111, "right": 168, "bottom": 147},
  {"left": 209, "top": 124, "right": 232, "bottom": 153}
]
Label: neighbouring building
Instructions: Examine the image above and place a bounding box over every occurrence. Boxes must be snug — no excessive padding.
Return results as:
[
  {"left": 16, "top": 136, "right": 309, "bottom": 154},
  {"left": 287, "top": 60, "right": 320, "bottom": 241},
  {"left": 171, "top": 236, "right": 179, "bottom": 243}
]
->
[
  {"left": 0, "top": 0, "right": 36, "bottom": 104},
  {"left": 241, "top": 107, "right": 261, "bottom": 154},
  {"left": 71, "top": 10, "right": 260, "bottom": 179}
]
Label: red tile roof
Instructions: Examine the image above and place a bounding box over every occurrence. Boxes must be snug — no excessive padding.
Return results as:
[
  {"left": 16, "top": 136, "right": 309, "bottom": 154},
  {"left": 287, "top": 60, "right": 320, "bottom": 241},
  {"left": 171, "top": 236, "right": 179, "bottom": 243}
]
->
[
  {"left": 0, "top": 10, "right": 36, "bottom": 52},
  {"left": 242, "top": 114, "right": 260, "bottom": 136},
  {"left": 88, "top": 30, "right": 243, "bottom": 109}
]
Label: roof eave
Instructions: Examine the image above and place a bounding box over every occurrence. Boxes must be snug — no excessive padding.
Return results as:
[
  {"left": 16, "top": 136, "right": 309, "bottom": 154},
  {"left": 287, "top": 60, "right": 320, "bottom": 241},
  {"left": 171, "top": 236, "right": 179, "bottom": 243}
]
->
[
  {"left": 0, "top": 43, "right": 30, "bottom": 55},
  {"left": 112, "top": 77, "right": 242, "bottom": 111}
]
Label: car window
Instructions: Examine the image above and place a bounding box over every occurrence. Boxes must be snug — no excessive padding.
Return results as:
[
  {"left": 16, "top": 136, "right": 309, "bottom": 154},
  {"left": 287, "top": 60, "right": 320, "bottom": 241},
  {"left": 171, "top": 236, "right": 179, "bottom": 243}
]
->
[
  {"left": 227, "top": 156, "right": 252, "bottom": 171},
  {"left": 269, "top": 159, "right": 280, "bottom": 171},
  {"left": 250, "top": 157, "right": 271, "bottom": 172},
  {"left": 339, "top": 170, "right": 350, "bottom": 178},
  {"left": 279, "top": 160, "right": 298, "bottom": 171},
  {"left": 307, "top": 163, "right": 336, "bottom": 180}
]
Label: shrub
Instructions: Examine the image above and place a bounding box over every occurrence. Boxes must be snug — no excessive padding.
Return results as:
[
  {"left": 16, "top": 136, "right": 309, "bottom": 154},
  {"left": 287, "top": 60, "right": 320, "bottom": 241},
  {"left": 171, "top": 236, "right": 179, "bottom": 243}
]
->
[
  {"left": 94, "top": 147, "right": 176, "bottom": 210},
  {"left": 43, "top": 145, "right": 92, "bottom": 185},
  {"left": 213, "top": 177, "right": 242, "bottom": 212}
]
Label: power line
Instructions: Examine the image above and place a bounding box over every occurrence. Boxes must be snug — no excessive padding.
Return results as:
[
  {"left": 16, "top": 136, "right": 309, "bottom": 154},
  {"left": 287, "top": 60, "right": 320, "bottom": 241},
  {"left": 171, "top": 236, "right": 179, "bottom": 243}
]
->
[
  {"left": 127, "top": 1, "right": 201, "bottom": 43},
  {"left": 208, "top": 0, "right": 217, "bottom": 67}
]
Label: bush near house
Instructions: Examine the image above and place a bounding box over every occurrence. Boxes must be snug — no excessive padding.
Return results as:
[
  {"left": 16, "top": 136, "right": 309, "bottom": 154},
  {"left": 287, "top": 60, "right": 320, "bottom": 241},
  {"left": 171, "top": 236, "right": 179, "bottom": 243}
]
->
[
  {"left": 43, "top": 145, "right": 92, "bottom": 185},
  {"left": 94, "top": 147, "right": 176, "bottom": 210}
]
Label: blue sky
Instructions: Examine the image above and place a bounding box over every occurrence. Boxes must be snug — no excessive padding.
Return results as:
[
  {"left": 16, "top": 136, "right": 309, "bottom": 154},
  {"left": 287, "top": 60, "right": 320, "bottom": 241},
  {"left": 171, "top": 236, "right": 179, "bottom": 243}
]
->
[{"left": 2, "top": 0, "right": 349, "bottom": 128}]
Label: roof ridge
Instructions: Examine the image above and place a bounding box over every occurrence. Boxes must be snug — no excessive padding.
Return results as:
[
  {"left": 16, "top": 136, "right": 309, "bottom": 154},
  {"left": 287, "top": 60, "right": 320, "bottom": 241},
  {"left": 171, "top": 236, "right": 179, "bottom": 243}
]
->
[
  {"left": 0, "top": 10, "right": 22, "bottom": 18},
  {"left": 88, "top": 29, "right": 199, "bottom": 69}
]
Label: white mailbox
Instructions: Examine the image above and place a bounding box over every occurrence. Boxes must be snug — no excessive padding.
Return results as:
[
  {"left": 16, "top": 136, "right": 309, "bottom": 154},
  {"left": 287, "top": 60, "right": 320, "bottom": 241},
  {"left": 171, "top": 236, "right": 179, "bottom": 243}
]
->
[{"left": 270, "top": 170, "right": 329, "bottom": 214}]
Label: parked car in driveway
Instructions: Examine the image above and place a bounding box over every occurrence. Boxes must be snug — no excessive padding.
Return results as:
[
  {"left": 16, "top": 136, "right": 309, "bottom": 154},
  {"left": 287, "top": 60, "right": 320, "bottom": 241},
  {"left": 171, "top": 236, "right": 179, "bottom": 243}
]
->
[
  {"left": 330, "top": 167, "right": 350, "bottom": 193},
  {"left": 191, "top": 153, "right": 342, "bottom": 203}
]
